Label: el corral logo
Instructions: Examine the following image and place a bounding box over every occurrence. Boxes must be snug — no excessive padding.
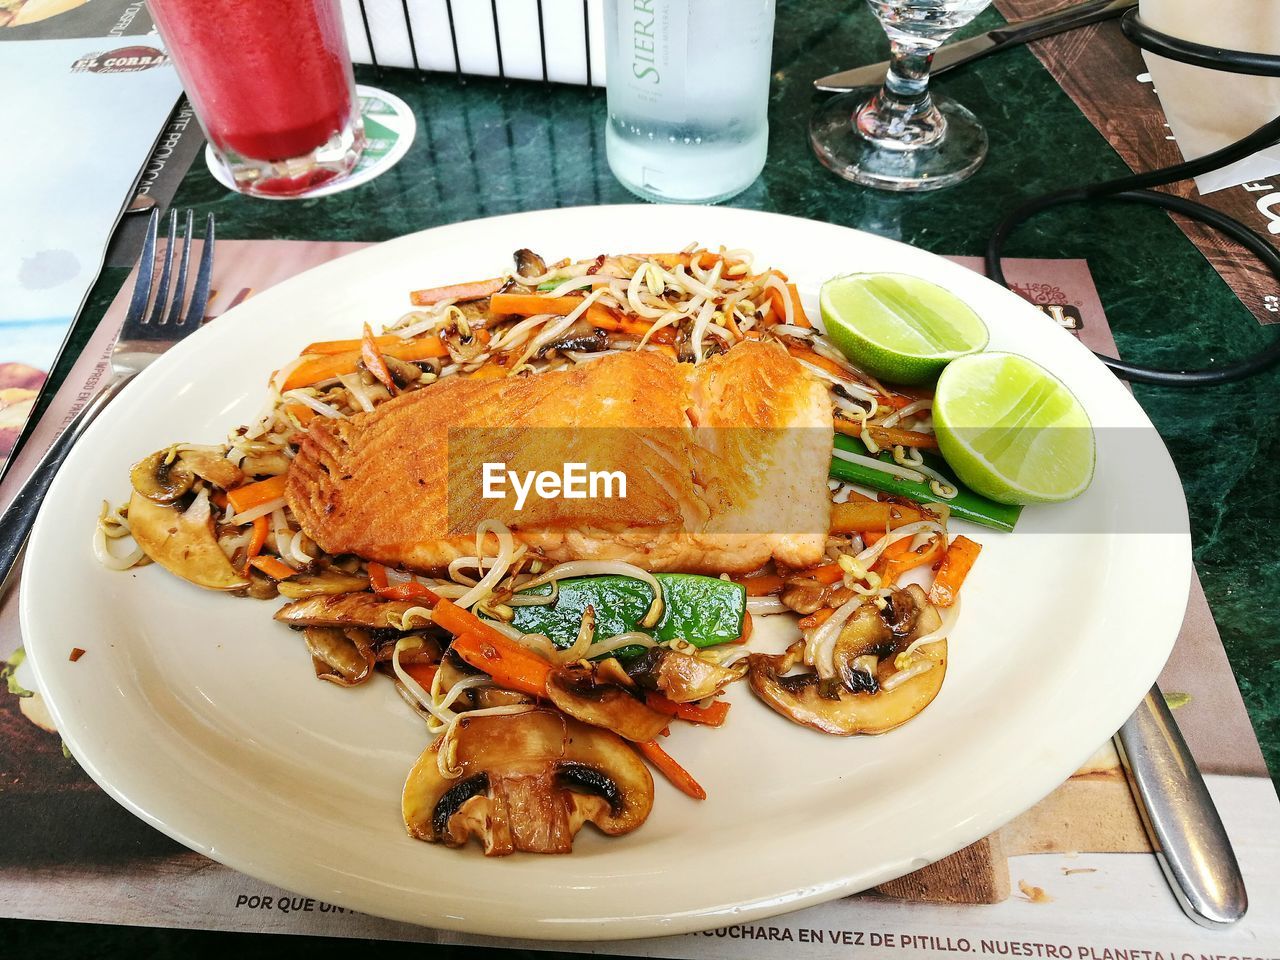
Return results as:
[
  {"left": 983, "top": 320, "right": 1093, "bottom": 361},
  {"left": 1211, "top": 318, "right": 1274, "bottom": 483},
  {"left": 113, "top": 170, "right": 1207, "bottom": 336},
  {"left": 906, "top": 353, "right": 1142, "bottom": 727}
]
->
[{"left": 72, "top": 45, "right": 168, "bottom": 74}]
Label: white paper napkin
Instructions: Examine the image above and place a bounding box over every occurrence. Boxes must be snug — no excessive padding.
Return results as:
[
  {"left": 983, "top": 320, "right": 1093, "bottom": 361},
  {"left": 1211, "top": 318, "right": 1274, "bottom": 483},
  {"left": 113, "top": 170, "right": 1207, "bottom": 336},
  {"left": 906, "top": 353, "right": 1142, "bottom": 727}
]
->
[
  {"left": 1139, "top": 0, "right": 1280, "bottom": 195},
  {"left": 340, "top": 0, "right": 606, "bottom": 86}
]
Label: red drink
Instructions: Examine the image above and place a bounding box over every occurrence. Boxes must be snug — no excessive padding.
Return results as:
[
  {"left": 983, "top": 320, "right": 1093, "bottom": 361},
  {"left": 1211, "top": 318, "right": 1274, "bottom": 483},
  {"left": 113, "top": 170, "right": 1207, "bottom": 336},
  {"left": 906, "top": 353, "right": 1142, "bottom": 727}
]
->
[{"left": 149, "top": 0, "right": 364, "bottom": 196}]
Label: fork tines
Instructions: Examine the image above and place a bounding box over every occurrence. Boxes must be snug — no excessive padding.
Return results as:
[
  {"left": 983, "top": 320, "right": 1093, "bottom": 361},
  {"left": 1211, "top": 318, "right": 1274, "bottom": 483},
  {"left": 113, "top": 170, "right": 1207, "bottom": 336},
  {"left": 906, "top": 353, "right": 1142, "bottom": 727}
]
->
[{"left": 121, "top": 208, "right": 216, "bottom": 342}]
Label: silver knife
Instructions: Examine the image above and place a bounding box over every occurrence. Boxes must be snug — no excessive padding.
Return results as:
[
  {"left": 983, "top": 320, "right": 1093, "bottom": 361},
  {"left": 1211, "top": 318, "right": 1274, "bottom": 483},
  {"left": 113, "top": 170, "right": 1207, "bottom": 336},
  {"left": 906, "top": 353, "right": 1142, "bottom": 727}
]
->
[
  {"left": 814, "top": 0, "right": 1137, "bottom": 91},
  {"left": 1114, "top": 685, "right": 1249, "bottom": 927}
]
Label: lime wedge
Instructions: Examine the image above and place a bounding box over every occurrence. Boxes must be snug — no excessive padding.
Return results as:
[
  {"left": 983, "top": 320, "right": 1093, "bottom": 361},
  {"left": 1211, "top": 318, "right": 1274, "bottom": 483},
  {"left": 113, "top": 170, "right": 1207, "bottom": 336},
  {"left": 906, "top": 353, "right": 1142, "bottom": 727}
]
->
[
  {"left": 819, "top": 273, "right": 988, "bottom": 385},
  {"left": 932, "top": 352, "right": 1095, "bottom": 505}
]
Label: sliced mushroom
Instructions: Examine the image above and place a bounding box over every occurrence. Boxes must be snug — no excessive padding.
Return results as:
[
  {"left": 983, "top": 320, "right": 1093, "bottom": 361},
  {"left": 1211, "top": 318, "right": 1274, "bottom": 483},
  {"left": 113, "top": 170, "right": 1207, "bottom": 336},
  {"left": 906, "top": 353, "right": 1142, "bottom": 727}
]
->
[
  {"left": 239, "top": 452, "right": 292, "bottom": 476},
  {"left": 442, "top": 327, "right": 486, "bottom": 364},
  {"left": 177, "top": 449, "right": 244, "bottom": 490},
  {"left": 749, "top": 586, "right": 947, "bottom": 736},
  {"left": 402, "top": 708, "right": 653, "bottom": 855},
  {"left": 382, "top": 355, "right": 422, "bottom": 389},
  {"left": 540, "top": 320, "right": 608, "bottom": 356},
  {"left": 471, "top": 687, "right": 537, "bottom": 709},
  {"left": 129, "top": 449, "right": 194, "bottom": 504},
  {"left": 780, "top": 579, "right": 855, "bottom": 617},
  {"left": 513, "top": 248, "right": 547, "bottom": 278},
  {"left": 831, "top": 602, "right": 894, "bottom": 694},
  {"left": 625, "top": 647, "right": 748, "bottom": 703},
  {"left": 276, "top": 570, "right": 372, "bottom": 600},
  {"left": 244, "top": 570, "right": 280, "bottom": 600},
  {"left": 595, "top": 656, "right": 634, "bottom": 689},
  {"left": 127, "top": 490, "right": 248, "bottom": 591},
  {"left": 545, "top": 662, "right": 670, "bottom": 742},
  {"left": 274, "top": 592, "right": 430, "bottom": 630},
  {"left": 303, "top": 626, "right": 376, "bottom": 686}
]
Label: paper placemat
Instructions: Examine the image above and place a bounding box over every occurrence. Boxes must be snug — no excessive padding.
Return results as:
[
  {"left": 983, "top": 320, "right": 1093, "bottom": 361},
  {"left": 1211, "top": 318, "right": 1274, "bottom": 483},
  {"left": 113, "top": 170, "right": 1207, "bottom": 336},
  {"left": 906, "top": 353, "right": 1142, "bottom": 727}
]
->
[{"left": 1, "top": 240, "right": 1276, "bottom": 955}]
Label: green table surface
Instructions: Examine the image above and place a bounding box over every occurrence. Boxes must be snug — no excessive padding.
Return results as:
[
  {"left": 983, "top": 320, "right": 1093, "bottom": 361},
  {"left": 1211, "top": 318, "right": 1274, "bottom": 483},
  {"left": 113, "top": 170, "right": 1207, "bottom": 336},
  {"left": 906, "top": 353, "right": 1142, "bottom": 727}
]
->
[{"left": 11, "top": 1, "right": 1279, "bottom": 954}]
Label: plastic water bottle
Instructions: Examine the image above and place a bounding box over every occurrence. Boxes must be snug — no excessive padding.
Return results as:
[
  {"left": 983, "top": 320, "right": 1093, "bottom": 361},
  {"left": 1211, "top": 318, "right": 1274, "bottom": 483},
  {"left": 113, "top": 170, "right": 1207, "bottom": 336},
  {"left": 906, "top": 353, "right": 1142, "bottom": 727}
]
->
[{"left": 604, "top": 0, "right": 776, "bottom": 204}]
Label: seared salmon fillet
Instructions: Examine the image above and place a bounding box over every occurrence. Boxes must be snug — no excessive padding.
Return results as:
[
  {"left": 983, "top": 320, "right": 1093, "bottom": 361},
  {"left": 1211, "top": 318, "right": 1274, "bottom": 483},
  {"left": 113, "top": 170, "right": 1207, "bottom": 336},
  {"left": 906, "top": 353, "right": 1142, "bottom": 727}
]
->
[{"left": 285, "top": 341, "right": 832, "bottom": 574}]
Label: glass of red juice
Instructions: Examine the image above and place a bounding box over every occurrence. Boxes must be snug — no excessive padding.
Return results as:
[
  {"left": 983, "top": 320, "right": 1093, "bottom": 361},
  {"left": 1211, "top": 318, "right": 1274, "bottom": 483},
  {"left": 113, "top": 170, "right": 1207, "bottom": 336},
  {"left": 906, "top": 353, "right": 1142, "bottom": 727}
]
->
[{"left": 148, "top": 0, "right": 364, "bottom": 198}]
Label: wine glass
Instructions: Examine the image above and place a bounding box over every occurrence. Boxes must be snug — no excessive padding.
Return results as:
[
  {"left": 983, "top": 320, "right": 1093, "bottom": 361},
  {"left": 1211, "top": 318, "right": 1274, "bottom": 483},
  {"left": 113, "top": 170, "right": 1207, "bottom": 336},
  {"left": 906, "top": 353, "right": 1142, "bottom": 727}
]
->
[{"left": 810, "top": 0, "right": 993, "bottom": 192}]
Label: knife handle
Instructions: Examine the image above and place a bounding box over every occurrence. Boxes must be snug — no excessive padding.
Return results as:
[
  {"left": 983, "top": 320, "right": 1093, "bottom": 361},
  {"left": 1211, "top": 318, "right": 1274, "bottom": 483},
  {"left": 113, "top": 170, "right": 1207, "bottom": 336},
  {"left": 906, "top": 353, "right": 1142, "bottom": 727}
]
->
[
  {"left": 0, "top": 370, "right": 134, "bottom": 594},
  {"left": 1113, "top": 684, "right": 1248, "bottom": 928},
  {"left": 990, "top": 0, "right": 1135, "bottom": 47}
]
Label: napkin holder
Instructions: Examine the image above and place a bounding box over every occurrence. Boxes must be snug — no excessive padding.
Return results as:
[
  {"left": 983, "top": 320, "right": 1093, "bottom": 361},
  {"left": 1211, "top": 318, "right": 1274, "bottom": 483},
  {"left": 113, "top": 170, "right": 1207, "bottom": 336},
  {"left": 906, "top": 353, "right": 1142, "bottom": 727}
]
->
[
  {"left": 339, "top": 0, "right": 606, "bottom": 86},
  {"left": 985, "top": 8, "right": 1280, "bottom": 387}
]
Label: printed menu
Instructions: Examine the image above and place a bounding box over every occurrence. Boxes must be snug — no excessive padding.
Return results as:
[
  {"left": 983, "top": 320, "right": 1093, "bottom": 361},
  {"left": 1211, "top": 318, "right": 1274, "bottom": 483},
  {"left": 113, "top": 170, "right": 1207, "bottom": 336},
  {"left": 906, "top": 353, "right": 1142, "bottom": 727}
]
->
[
  {"left": 1, "top": 239, "right": 1276, "bottom": 954},
  {"left": 0, "top": 0, "right": 180, "bottom": 471}
]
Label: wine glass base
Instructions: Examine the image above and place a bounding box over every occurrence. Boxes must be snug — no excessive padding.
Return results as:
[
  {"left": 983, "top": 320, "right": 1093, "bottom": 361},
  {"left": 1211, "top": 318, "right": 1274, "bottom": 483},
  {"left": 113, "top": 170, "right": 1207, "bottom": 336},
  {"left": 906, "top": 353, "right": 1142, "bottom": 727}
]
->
[{"left": 810, "top": 88, "right": 988, "bottom": 192}]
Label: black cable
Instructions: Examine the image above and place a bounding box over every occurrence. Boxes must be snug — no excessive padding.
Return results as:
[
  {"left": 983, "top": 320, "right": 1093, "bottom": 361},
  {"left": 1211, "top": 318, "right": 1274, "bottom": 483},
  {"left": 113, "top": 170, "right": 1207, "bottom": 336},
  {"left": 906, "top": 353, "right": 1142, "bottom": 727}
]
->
[{"left": 986, "top": 10, "right": 1280, "bottom": 386}]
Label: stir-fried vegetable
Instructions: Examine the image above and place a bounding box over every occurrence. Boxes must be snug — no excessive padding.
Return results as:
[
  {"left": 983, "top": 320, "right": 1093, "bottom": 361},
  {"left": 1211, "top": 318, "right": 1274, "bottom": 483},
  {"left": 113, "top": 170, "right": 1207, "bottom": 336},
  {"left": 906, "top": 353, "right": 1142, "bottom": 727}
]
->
[
  {"left": 100, "top": 244, "right": 1004, "bottom": 858},
  {"left": 248, "top": 555, "right": 296, "bottom": 580},
  {"left": 929, "top": 535, "right": 982, "bottom": 607},
  {"left": 226, "top": 475, "right": 288, "bottom": 514},
  {"left": 499, "top": 574, "right": 747, "bottom": 651},
  {"left": 449, "top": 630, "right": 553, "bottom": 699},
  {"left": 635, "top": 739, "right": 706, "bottom": 801},
  {"left": 644, "top": 692, "right": 731, "bottom": 727},
  {"left": 830, "top": 434, "right": 1021, "bottom": 531},
  {"left": 409, "top": 277, "right": 505, "bottom": 305},
  {"left": 281, "top": 337, "right": 448, "bottom": 392},
  {"left": 361, "top": 323, "right": 399, "bottom": 396}
]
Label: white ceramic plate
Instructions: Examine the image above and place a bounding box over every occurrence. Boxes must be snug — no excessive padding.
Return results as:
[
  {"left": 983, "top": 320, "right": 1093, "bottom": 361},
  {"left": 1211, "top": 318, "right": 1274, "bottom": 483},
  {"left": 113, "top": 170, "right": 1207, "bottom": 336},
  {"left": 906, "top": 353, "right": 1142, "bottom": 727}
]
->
[{"left": 23, "top": 206, "right": 1190, "bottom": 940}]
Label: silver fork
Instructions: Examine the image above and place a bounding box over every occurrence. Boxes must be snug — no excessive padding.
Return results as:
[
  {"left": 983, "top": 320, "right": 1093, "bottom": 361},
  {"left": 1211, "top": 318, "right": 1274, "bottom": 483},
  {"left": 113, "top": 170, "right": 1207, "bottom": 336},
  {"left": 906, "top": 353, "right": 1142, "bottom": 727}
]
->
[{"left": 0, "top": 208, "right": 215, "bottom": 591}]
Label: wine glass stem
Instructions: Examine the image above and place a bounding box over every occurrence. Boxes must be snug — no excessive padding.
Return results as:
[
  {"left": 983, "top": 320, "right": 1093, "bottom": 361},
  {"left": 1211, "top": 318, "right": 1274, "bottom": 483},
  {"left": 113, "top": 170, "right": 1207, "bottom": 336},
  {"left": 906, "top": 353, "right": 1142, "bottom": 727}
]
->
[
  {"left": 885, "top": 38, "right": 935, "bottom": 99},
  {"left": 857, "top": 38, "right": 945, "bottom": 148}
]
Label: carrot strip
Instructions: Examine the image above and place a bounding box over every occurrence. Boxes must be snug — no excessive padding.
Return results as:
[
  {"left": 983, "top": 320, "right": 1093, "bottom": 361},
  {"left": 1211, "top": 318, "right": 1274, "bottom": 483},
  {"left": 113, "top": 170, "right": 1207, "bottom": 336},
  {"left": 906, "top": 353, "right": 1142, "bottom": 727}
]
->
[
  {"left": 367, "top": 562, "right": 389, "bottom": 592},
  {"left": 409, "top": 277, "right": 505, "bottom": 306},
  {"left": 636, "top": 739, "right": 706, "bottom": 800},
  {"left": 644, "top": 693, "right": 731, "bottom": 727},
  {"left": 377, "top": 581, "right": 441, "bottom": 603},
  {"left": 282, "top": 337, "right": 448, "bottom": 391},
  {"left": 799, "top": 562, "right": 844, "bottom": 586},
  {"left": 281, "top": 353, "right": 361, "bottom": 392},
  {"left": 468, "top": 361, "right": 510, "bottom": 380},
  {"left": 227, "top": 475, "right": 288, "bottom": 514},
  {"left": 588, "top": 311, "right": 677, "bottom": 344},
  {"left": 929, "top": 535, "right": 982, "bottom": 607},
  {"left": 875, "top": 392, "right": 918, "bottom": 411},
  {"left": 798, "top": 608, "right": 835, "bottom": 631},
  {"left": 786, "top": 283, "right": 812, "bottom": 327},
  {"left": 450, "top": 630, "right": 551, "bottom": 700},
  {"left": 738, "top": 610, "right": 753, "bottom": 643},
  {"left": 387, "top": 338, "right": 452, "bottom": 361},
  {"left": 210, "top": 490, "right": 229, "bottom": 511},
  {"left": 249, "top": 556, "right": 297, "bottom": 580},
  {"left": 402, "top": 663, "right": 439, "bottom": 689},
  {"left": 869, "top": 426, "right": 939, "bottom": 449},
  {"left": 284, "top": 402, "right": 316, "bottom": 426},
  {"left": 300, "top": 334, "right": 404, "bottom": 356},
  {"left": 489, "top": 292, "right": 623, "bottom": 333},
  {"left": 830, "top": 501, "right": 924, "bottom": 534},
  {"left": 831, "top": 418, "right": 938, "bottom": 451},
  {"left": 880, "top": 534, "right": 946, "bottom": 587},
  {"left": 362, "top": 323, "right": 399, "bottom": 395},
  {"left": 738, "top": 572, "right": 784, "bottom": 596},
  {"left": 766, "top": 284, "right": 788, "bottom": 325},
  {"left": 785, "top": 344, "right": 855, "bottom": 381},
  {"left": 242, "top": 515, "right": 269, "bottom": 575}
]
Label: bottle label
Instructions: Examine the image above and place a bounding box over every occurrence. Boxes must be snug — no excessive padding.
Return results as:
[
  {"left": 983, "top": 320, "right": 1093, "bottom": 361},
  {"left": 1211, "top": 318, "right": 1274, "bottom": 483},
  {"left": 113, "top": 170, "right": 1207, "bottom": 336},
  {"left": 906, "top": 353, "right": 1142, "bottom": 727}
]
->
[{"left": 615, "top": 0, "right": 688, "bottom": 123}]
